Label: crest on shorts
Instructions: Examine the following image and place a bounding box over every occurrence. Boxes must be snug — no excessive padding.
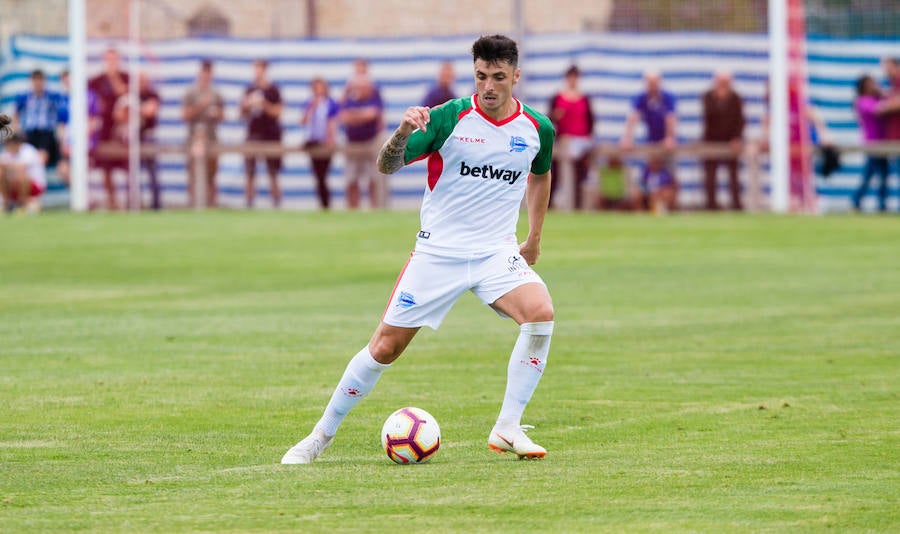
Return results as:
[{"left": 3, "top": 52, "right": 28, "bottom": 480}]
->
[{"left": 397, "top": 291, "right": 417, "bottom": 308}]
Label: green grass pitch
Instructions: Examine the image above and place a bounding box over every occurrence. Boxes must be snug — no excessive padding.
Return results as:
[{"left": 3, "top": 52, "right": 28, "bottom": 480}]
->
[{"left": 1, "top": 211, "right": 898, "bottom": 532}]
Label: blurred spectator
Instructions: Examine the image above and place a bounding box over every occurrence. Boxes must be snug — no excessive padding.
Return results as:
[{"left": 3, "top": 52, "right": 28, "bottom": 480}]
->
[
  {"left": 548, "top": 65, "right": 595, "bottom": 210},
  {"left": 620, "top": 70, "right": 677, "bottom": 152},
  {"left": 852, "top": 75, "right": 890, "bottom": 212},
  {"left": 882, "top": 57, "right": 900, "bottom": 192},
  {"left": 422, "top": 61, "right": 457, "bottom": 109},
  {"left": 632, "top": 154, "right": 676, "bottom": 214},
  {"left": 0, "top": 131, "right": 46, "bottom": 213},
  {"left": 301, "top": 77, "right": 340, "bottom": 210},
  {"left": 14, "top": 69, "right": 64, "bottom": 168},
  {"left": 346, "top": 58, "right": 371, "bottom": 95},
  {"left": 701, "top": 70, "right": 745, "bottom": 211},
  {"left": 182, "top": 59, "right": 225, "bottom": 208},
  {"left": 139, "top": 75, "right": 162, "bottom": 209},
  {"left": 758, "top": 78, "right": 833, "bottom": 212},
  {"left": 55, "top": 69, "right": 101, "bottom": 186},
  {"left": 596, "top": 155, "right": 630, "bottom": 210},
  {"left": 339, "top": 61, "right": 385, "bottom": 209},
  {"left": 88, "top": 48, "right": 130, "bottom": 210},
  {"left": 111, "top": 72, "right": 161, "bottom": 210},
  {"left": 620, "top": 70, "right": 678, "bottom": 208},
  {"left": 240, "top": 59, "right": 283, "bottom": 208},
  {"left": 882, "top": 57, "right": 900, "bottom": 133},
  {"left": 55, "top": 69, "right": 71, "bottom": 184}
]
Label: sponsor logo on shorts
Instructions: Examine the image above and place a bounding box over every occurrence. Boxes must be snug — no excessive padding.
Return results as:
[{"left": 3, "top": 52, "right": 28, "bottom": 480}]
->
[
  {"left": 509, "top": 135, "right": 528, "bottom": 152},
  {"left": 507, "top": 255, "right": 526, "bottom": 272},
  {"left": 418, "top": 230, "right": 431, "bottom": 239},
  {"left": 397, "top": 291, "right": 417, "bottom": 309},
  {"left": 459, "top": 161, "right": 523, "bottom": 185}
]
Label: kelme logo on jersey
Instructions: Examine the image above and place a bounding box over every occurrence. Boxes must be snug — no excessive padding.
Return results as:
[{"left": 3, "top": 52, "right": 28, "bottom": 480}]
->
[
  {"left": 509, "top": 135, "right": 528, "bottom": 152},
  {"left": 459, "top": 161, "right": 523, "bottom": 185}
]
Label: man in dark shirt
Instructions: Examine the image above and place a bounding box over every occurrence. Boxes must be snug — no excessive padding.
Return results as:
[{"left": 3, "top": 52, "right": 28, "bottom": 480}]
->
[
  {"left": 111, "top": 72, "right": 161, "bottom": 209},
  {"left": 702, "top": 70, "right": 745, "bottom": 211},
  {"left": 421, "top": 61, "right": 456, "bottom": 109},
  {"left": 240, "top": 59, "right": 283, "bottom": 208},
  {"left": 88, "top": 48, "right": 129, "bottom": 210}
]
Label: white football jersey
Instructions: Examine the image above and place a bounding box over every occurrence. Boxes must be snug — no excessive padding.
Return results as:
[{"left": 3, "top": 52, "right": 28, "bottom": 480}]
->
[{"left": 403, "top": 94, "right": 554, "bottom": 257}]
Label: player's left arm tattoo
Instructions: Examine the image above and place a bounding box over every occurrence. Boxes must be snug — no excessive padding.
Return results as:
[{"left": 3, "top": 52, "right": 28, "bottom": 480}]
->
[{"left": 376, "top": 129, "right": 410, "bottom": 175}]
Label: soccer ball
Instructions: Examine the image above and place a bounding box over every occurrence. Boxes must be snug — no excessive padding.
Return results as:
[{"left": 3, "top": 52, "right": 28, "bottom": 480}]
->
[{"left": 381, "top": 407, "right": 441, "bottom": 464}]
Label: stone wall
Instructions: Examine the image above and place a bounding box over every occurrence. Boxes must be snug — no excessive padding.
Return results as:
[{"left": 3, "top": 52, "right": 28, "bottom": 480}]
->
[{"left": 0, "top": 0, "right": 611, "bottom": 40}]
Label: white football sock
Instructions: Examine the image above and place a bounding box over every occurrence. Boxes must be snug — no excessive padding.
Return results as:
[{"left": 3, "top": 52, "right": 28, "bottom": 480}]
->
[
  {"left": 313, "top": 346, "right": 391, "bottom": 437},
  {"left": 496, "top": 321, "right": 554, "bottom": 428}
]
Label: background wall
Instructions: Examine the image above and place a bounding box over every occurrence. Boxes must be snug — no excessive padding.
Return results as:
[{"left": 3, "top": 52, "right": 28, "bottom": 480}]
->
[
  {"left": 0, "top": 0, "right": 614, "bottom": 40},
  {"left": 2, "top": 31, "right": 896, "bottom": 211}
]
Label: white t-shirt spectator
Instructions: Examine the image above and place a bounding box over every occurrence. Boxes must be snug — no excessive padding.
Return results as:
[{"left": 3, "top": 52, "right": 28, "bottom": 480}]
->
[{"left": 0, "top": 142, "right": 46, "bottom": 189}]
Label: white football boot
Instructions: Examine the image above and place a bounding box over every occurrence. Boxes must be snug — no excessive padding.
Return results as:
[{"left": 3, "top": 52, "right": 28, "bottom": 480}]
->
[
  {"left": 280, "top": 429, "right": 333, "bottom": 464},
  {"left": 488, "top": 424, "right": 547, "bottom": 459}
]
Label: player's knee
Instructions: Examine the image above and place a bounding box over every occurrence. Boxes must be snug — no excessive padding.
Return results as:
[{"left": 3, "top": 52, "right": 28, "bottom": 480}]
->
[
  {"left": 368, "top": 335, "right": 407, "bottom": 364},
  {"left": 526, "top": 302, "right": 554, "bottom": 324}
]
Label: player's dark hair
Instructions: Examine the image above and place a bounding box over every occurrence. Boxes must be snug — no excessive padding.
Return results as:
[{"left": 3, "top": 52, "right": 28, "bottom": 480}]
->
[
  {"left": 0, "top": 113, "right": 12, "bottom": 140},
  {"left": 471, "top": 34, "right": 518, "bottom": 68},
  {"left": 31, "top": 69, "right": 45, "bottom": 79}
]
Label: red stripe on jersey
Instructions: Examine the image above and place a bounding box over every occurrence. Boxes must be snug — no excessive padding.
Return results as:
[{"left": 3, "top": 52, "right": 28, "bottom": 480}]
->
[
  {"left": 408, "top": 153, "right": 430, "bottom": 164},
  {"left": 458, "top": 106, "right": 474, "bottom": 121},
  {"left": 426, "top": 152, "right": 444, "bottom": 190},
  {"left": 473, "top": 94, "right": 522, "bottom": 127},
  {"left": 383, "top": 252, "right": 414, "bottom": 321}
]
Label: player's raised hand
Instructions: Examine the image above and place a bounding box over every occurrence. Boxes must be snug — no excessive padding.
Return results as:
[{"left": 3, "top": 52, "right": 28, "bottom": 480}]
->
[{"left": 399, "top": 106, "right": 430, "bottom": 135}]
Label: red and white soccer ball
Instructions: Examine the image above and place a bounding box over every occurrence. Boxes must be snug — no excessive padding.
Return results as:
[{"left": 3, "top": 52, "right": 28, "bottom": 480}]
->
[{"left": 381, "top": 407, "right": 441, "bottom": 464}]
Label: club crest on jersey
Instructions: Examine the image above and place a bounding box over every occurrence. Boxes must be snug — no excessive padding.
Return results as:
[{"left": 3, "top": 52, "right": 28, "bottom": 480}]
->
[
  {"left": 509, "top": 135, "right": 528, "bottom": 152},
  {"left": 459, "top": 161, "right": 522, "bottom": 185}
]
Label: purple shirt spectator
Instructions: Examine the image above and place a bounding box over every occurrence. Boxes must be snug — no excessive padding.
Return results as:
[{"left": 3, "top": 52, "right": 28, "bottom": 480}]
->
[
  {"left": 422, "top": 86, "right": 456, "bottom": 109},
  {"left": 641, "top": 165, "right": 675, "bottom": 193},
  {"left": 856, "top": 94, "right": 884, "bottom": 142},
  {"left": 342, "top": 90, "right": 384, "bottom": 142},
  {"left": 631, "top": 90, "right": 676, "bottom": 142}
]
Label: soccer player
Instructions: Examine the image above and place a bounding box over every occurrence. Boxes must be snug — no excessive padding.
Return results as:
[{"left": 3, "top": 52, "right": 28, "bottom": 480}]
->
[{"left": 282, "top": 34, "right": 556, "bottom": 464}]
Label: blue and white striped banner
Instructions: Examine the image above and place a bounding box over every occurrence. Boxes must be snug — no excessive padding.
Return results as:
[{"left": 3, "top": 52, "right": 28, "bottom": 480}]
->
[{"left": 1, "top": 32, "right": 897, "bottom": 211}]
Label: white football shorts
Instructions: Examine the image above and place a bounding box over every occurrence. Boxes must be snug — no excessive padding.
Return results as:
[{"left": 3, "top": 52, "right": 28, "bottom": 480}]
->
[{"left": 381, "top": 246, "right": 547, "bottom": 330}]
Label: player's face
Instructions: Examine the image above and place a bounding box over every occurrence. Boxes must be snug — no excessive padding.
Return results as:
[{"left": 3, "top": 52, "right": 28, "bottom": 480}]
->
[{"left": 474, "top": 59, "right": 520, "bottom": 118}]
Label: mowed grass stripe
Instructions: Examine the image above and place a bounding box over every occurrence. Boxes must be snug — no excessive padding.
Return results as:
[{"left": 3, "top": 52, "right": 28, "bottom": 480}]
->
[{"left": 1, "top": 211, "right": 897, "bottom": 532}]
